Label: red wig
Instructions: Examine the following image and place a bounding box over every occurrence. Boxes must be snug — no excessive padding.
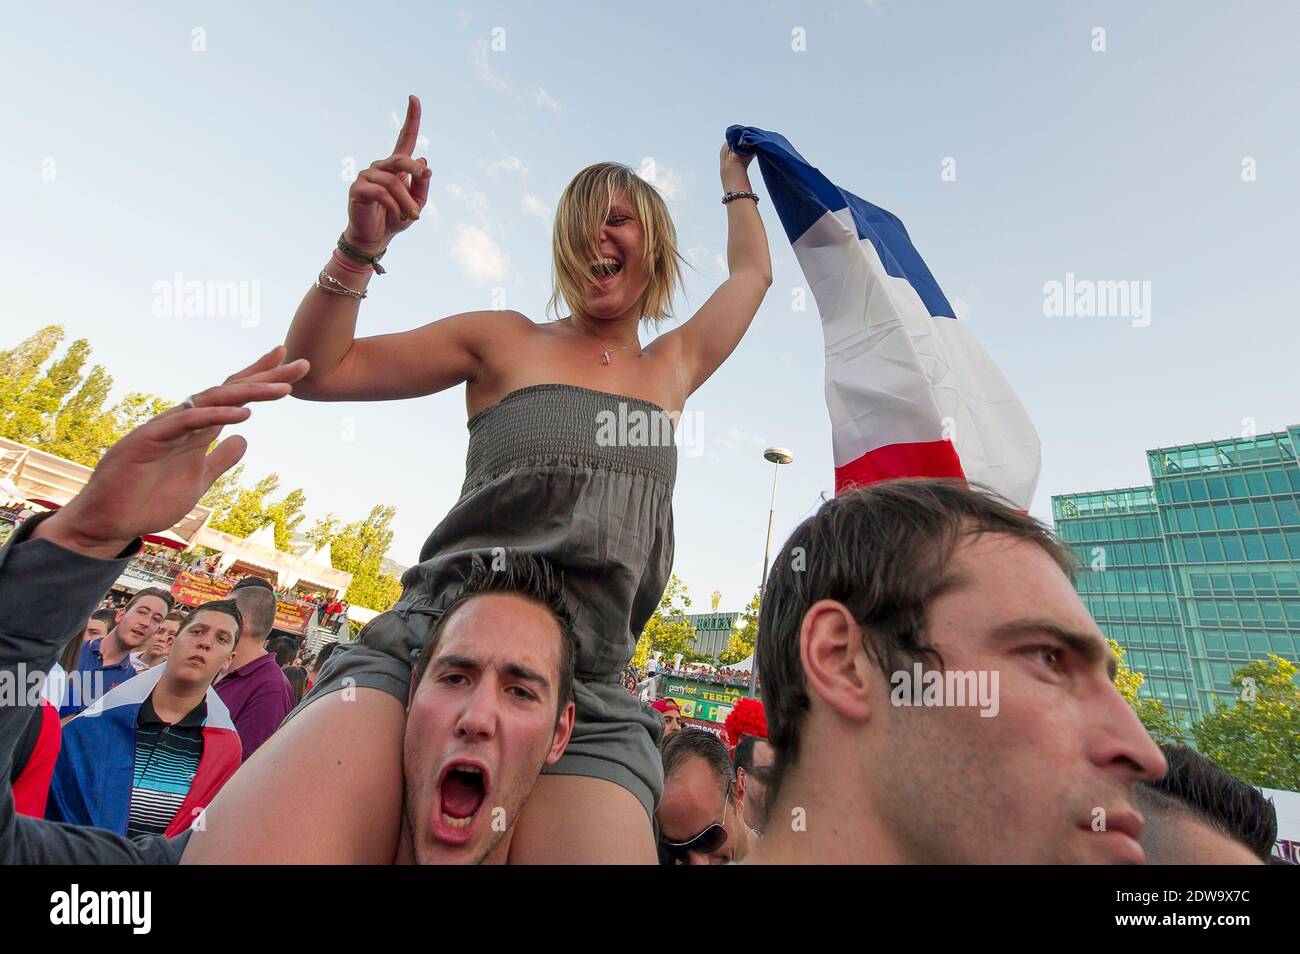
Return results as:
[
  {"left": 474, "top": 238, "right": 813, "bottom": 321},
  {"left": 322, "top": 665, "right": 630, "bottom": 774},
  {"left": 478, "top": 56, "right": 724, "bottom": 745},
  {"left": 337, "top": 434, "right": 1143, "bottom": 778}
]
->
[{"left": 722, "top": 697, "right": 768, "bottom": 752}]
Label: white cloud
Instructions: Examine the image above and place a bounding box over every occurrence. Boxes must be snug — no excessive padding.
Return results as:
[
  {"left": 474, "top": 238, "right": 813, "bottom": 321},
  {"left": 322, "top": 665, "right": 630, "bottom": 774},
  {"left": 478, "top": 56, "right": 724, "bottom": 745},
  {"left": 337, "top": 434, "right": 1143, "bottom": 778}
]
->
[
  {"left": 522, "top": 193, "right": 549, "bottom": 219},
  {"left": 470, "top": 39, "right": 562, "bottom": 112},
  {"left": 450, "top": 224, "right": 509, "bottom": 284},
  {"left": 535, "top": 88, "right": 561, "bottom": 112},
  {"left": 447, "top": 183, "right": 489, "bottom": 219},
  {"left": 638, "top": 160, "right": 687, "bottom": 202},
  {"left": 684, "top": 245, "right": 727, "bottom": 276},
  {"left": 719, "top": 425, "right": 769, "bottom": 454},
  {"left": 479, "top": 155, "right": 529, "bottom": 177},
  {"left": 471, "top": 38, "right": 512, "bottom": 93}
]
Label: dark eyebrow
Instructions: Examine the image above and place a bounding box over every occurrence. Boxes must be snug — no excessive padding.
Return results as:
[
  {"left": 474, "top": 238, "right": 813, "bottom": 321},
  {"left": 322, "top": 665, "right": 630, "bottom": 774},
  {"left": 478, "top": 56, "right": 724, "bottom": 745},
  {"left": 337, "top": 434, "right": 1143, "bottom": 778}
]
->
[
  {"left": 988, "top": 618, "right": 1116, "bottom": 681},
  {"left": 433, "top": 654, "right": 481, "bottom": 674},
  {"left": 502, "top": 662, "right": 549, "bottom": 690},
  {"left": 433, "top": 656, "right": 549, "bottom": 691}
]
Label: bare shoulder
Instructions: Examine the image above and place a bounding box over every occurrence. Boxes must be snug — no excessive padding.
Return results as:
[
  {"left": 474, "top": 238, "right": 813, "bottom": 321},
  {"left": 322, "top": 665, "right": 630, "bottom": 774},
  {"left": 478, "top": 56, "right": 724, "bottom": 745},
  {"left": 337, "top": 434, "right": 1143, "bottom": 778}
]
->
[
  {"left": 410, "top": 307, "right": 535, "bottom": 342},
  {"left": 404, "top": 308, "right": 537, "bottom": 375}
]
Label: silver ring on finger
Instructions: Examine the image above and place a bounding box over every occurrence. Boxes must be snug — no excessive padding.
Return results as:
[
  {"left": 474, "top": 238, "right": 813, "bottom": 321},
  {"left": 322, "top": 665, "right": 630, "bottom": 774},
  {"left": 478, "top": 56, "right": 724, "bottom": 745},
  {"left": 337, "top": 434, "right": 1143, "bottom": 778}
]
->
[{"left": 180, "top": 394, "right": 198, "bottom": 410}]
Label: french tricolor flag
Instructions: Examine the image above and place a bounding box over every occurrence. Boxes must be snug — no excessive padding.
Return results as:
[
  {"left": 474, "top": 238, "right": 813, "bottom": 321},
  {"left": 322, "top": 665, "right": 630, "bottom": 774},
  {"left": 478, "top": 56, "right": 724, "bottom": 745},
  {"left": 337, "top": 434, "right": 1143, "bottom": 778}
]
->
[{"left": 725, "top": 126, "right": 1040, "bottom": 509}]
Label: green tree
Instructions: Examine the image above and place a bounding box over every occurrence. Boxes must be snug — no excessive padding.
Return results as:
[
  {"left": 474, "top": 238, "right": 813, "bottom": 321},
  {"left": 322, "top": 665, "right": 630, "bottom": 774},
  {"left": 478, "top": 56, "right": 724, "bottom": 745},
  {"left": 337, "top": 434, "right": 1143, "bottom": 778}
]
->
[
  {"left": 305, "top": 513, "right": 341, "bottom": 550},
  {"left": 630, "top": 631, "right": 651, "bottom": 671},
  {"left": 329, "top": 504, "right": 403, "bottom": 612},
  {"left": 0, "top": 327, "right": 171, "bottom": 467},
  {"left": 198, "top": 463, "right": 246, "bottom": 517},
  {"left": 1191, "top": 655, "right": 1300, "bottom": 791},
  {"left": 109, "top": 392, "right": 171, "bottom": 436},
  {"left": 264, "top": 487, "right": 307, "bottom": 551},
  {"left": 0, "top": 325, "right": 64, "bottom": 422},
  {"left": 1108, "top": 639, "right": 1184, "bottom": 745},
  {"left": 5, "top": 337, "right": 91, "bottom": 444},
  {"left": 206, "top": 472, "right": 281, "bottom": 539},
  {"left": 719, "top": 589, "right": 761, "bottom": 665},
  {"left": 40, "top": 363, "right": 116, "bottom": 465},
  {"left": 638, "top": 575, "right": 701, "bottom": 665}
]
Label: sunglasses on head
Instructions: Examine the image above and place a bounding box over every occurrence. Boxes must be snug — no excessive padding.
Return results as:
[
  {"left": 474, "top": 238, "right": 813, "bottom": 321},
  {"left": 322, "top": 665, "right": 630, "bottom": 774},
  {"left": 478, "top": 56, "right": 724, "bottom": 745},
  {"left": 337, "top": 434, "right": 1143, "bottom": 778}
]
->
[{"left": 659, "top": 781, "right": 732, "bottom": 862}]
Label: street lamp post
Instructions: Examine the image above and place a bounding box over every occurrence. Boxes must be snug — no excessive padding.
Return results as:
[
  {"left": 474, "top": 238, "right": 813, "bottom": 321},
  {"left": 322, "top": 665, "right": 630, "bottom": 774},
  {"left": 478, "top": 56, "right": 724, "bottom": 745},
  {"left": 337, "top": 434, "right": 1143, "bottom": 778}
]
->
[
  {"left": 751, "top": 447, "right": 793, "bottom": 696},
  {"left": 760, "top": 447, "right": 794, "bottom": 597}
]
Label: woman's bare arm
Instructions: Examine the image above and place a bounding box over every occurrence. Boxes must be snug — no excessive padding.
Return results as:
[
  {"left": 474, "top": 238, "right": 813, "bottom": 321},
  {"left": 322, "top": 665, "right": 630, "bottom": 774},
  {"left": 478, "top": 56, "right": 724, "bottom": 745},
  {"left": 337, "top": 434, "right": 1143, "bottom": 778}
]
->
[
  {"left": 659, "top": 143, "right": 773, "bottom": 396},
  {"left": 283, "top": 93, "right": 519, "bottom": 403},
  {"left": 289, "top": 308, "right": 528, "bottom": 402}
]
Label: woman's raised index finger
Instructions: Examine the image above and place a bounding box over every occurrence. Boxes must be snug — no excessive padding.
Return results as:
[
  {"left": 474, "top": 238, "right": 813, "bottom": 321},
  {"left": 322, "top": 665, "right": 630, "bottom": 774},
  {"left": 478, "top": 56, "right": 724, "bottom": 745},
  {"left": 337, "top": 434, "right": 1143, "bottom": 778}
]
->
[{"left": 393, "top": 94, "right": 422, "bottom": 156}]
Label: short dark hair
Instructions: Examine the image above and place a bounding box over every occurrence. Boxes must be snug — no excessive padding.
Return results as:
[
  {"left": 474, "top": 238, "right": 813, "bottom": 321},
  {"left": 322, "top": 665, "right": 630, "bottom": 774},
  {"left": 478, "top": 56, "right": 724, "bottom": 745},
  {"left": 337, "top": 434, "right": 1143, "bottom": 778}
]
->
[
  {"left": 661, "top": 730, "right": 734, "bottom": 796},
  {"left": 90, "top": 609, "right": 117, "bottom": 629},
  {"left": 411, "top": 552, "right": 576, "bottom": 720},
  {"left": 181, "top": 599, "right": 244, "bottom": 646},
  {"left": 163, "top": 611, "right": 187, "bottom": 625},
  {"left": 1137, "top": 744, "right": 1278, "bottom": 861},
  {"left": 283, "top": 665, "right": 308, "bottom": 706},
  {"left": 313, "top": 641, "right": 339, "bottom": 674},
  {"left": 267, "top": 635, "right": 297, "bottom": 667},
  {"left": 231, "top": 576, "right": 275, "bottom": 592},
  {"left": 758, "top": 478, "right": 1076, "bottom": 808},
  {"left": 733, "top": 735, "right": 768, "bottom": 775},
  {"left": 124, "top": 587, "right": 175, "bottom": 615},
  {"left": 230, "top": 584, "right": 277, "bottom": 642}
]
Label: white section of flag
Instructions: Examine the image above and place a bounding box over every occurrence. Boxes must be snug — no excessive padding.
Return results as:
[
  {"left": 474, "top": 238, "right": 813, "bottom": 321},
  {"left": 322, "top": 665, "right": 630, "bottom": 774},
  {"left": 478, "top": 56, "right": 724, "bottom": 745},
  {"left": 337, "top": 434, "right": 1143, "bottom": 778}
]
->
[{"left": 793, "top": 208, "right": 1041, "bottom": 509}]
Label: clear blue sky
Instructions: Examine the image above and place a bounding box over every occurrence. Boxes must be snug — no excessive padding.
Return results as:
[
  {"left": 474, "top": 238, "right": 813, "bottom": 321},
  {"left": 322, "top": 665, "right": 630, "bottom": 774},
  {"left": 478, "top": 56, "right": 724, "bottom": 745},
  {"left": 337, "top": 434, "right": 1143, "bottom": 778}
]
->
[{"left": 2, "top": 2, "right": 1297, "bottom": 611}]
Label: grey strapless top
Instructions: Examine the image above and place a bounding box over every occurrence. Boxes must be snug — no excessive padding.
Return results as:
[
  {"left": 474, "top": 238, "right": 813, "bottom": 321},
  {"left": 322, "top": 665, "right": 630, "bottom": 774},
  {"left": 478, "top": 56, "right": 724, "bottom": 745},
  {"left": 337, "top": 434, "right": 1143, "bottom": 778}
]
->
[{"left": 392, "top": 383, "right": 677, "bottom": 680}]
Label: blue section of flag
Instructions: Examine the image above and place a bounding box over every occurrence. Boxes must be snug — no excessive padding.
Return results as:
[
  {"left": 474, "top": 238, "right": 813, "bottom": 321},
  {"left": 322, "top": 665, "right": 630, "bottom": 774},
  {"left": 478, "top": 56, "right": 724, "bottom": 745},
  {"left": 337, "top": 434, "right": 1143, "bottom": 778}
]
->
[{"left": 725, "top": 124, "right": 956, "bottom": 321}]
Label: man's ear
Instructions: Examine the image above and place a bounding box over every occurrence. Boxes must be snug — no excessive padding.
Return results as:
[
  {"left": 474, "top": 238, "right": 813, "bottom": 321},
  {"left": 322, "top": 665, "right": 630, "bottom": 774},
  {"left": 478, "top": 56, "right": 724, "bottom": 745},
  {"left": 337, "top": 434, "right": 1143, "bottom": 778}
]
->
[
  {"left": 114, "top": 607, "right": 126, "bottom": 627},
  {"left": 734, "top": 767, "right": 747, "bottom": 814},
  {"left": 546, "top": 701, "right": 577, "bottom": 765},
  {"left": 800, "top": 599, "right": 874, "bottom": 725}
]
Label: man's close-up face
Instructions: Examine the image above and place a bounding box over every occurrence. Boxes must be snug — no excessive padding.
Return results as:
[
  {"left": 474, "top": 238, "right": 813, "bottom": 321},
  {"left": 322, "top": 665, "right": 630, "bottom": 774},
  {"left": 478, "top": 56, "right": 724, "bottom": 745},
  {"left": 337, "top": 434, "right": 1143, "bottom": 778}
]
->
[
  {"left": 403, "top": 594, "right": 573, "bottom": 865},
  {"left": 166, "top": 611, "right": 239, "bottom": 689},
  {"left": 864, "top": 531, "right": 1167, "bottom": 864},
  {"left": 115, "top": 596, "right": 169, "bottom": 650},
  {"left": 657, "top": 755, "right": 746, "bottom": 865}
]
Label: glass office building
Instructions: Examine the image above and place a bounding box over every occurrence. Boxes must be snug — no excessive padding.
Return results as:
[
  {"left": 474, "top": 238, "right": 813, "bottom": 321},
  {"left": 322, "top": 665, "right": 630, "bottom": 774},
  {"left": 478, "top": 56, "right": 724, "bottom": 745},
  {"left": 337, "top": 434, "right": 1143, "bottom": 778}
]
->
[
  {"left": 687, "top": 611, "right": 740, "bottom": 660},
  {"left": 1052, "top": 426, "right": 1300, "bottom": 726}
]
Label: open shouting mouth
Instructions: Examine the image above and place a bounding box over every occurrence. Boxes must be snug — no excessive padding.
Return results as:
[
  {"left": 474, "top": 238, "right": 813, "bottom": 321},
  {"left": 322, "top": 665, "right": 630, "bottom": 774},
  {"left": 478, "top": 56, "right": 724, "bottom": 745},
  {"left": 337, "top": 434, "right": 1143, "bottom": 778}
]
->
[
  {"left": 431, "top": 759, "right": 491, "bottom": 845},
  {"left": 590, "top": 256, "right": 623, "bottom": 286}
]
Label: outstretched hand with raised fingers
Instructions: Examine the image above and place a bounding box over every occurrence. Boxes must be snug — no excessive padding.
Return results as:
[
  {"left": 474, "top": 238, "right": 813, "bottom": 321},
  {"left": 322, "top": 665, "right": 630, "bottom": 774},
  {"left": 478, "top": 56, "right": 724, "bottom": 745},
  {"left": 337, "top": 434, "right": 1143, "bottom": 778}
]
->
[
  {"left": 31, "top": 347, "right": 309, "bottom": 560},
  {"left": 344, "top": 94, "right": 432, "bottom": 254}
]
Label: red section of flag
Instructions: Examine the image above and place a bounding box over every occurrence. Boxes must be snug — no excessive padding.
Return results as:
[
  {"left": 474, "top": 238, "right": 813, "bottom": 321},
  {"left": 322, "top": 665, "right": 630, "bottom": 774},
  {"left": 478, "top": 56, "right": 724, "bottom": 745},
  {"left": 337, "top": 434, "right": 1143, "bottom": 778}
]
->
[{"left": 834, "top": 439, "right": 966, "bottom": 495}]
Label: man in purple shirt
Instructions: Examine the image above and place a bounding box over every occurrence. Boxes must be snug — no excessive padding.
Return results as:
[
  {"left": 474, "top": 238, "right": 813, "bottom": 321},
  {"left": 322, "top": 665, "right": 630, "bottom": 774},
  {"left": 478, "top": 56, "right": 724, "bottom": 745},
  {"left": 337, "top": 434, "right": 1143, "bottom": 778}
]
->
[{"left": 214, "top": 577, "right": 293, "bottom": 761}]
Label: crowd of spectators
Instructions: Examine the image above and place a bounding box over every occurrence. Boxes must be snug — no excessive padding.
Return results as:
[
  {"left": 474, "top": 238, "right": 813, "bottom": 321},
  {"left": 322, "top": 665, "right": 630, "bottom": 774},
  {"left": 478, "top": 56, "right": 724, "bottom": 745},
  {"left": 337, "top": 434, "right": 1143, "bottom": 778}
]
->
[
  {"left": 0, "top": 355, "right": 1290, "bottom": 869},
  {"left": 659, "top": 665, "right": 757, "bottom": 690}
]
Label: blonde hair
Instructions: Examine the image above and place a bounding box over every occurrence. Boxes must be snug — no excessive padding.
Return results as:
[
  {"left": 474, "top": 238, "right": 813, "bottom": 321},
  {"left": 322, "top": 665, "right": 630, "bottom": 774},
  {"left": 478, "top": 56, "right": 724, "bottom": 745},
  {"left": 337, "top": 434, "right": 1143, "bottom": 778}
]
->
[{"left": 546, "top": 162, "right": 687, "bottom": 327}]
